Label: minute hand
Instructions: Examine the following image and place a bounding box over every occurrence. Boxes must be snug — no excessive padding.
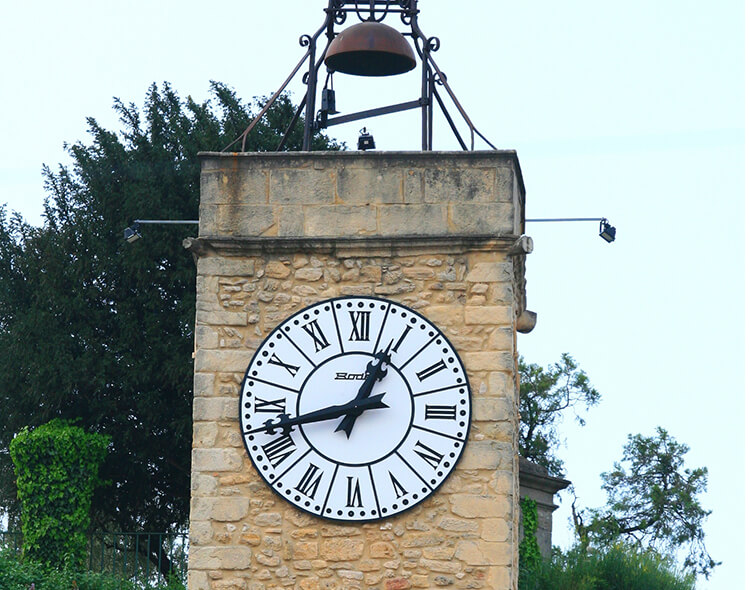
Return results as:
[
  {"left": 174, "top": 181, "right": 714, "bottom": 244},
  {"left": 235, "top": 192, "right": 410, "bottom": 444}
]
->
[
  {"left": 336, "top": 346, "right": 391, "bottom": 437},
  {"left": 245, "top": 394, "right": 389, "bottom": 436}
]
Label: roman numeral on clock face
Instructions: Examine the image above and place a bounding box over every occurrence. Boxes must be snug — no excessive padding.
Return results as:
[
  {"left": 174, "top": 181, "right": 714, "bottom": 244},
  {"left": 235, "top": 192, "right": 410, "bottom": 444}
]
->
[
  {"left": 348, "top": 311, "right": 371, "bottom": 341},
  {"left": 425, "top": 405, "right": 457, "bottom": 420},
  {"left": 268, "top": 353, "right": 299, "bottom": 377},
  {"left": 295, "top": 463, "right": 323, "bottom": 499},
  {"left": 254, "top": 397, "right": 286, "bottom": 414},
  {"left": 414, "top": 440, "right": 444, "bottom": 470},
  {"left": 391, "top": 325, "right": 412, "bottom": 353},
  {"left": 389, "top": 471, "right": 408, "bottom": 499},
  {"left": 262, "top": 434, "right": 296, "bottom": 468},
  {"left": 416, "top": 359, "right": 447, "bottom": 382},
  {"left": 302, "top": 319, "right": 330, "bottom": 352},
  {"left": 346, "top": 476, "right": 363, "bottom": 508}
]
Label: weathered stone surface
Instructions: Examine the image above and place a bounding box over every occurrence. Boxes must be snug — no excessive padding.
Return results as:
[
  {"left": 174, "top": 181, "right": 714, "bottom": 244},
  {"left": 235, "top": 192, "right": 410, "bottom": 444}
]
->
[
  {"left": 385, "top": 577, "right": 412, "bottom": 590},
  {"left": 266, "top": 260, "right": 291, "bottom": 279},
  {"left": 424, "top": 167, "right": 495, "bottom": 203},
  {"left": 464, "top": 305, "right": 513, "bottom": 326},
  {"left": 270, "top": 168, "right": 334, "bottom": 204},
  {"left": 369, "top": 542, "right": 396, "bottom": 559},
  {"left": 193, "top": 397, "right": 236, "bottom": 421},
  {"left": 465, "top": 262, "right": 512, "bottom": 283},
  {"left": 194, "top": 350, "right": 251, "bottom": 373},
  {"left": 454, "top": 541, "right": 490, "bottom": 566},
  {"left": 294, "top": 542, "right": 319, "bottom": 560},
  {"left": 450, "top": 203, "right": 513, "bottom": 234},
  {"left": 196, "top": 311, "right": 248, "bottom": 326},
  {"left": 198, "top": 257, "right": 256, "bottom": 277},
  {"left": 320, "top": 538, "right": 365, "bottom": 561},
  {"left": 337, "top": 168, "right": 402, "bottom": 204},
  {"left": 378, "top": 204, "right": 447, "bottom": 236},
  {"left": 463, "top": 351, "right": 514, "bottom": 372},
  {"left": 449, "top": 494, "right": 511, "bottom": 518},
  {"left": 192, "top": 448, "right": 243, "bottom": 472},
  {"left": 304, "top": 205, "right": 377, "bottom": 237},
  {"left": 481, "top": 519, "right": 511, "bottom": 543}
]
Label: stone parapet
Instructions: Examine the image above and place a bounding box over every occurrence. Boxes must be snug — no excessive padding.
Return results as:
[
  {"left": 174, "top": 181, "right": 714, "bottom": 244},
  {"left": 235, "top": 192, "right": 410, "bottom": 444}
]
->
[{"left": 198, "top": 151, "right": 525, "bottom": 240}]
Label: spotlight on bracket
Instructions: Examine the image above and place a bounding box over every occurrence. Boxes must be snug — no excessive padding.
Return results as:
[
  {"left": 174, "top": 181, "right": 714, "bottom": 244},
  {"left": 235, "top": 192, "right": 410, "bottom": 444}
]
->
[
  {"left": 123, "top": 222, "right": 141, "bottom": 243},
  {"left": 599, "top": 219, "right": 616, "bottom": 243},
  {"left": 357, "top": 128, "right": 375, "bottom": 151},
  {"left": 526, "top": 217, "right": 617, "bottom": 244},
  {"left": 122, "top": 219, "right": 199, "bottom": 243}
]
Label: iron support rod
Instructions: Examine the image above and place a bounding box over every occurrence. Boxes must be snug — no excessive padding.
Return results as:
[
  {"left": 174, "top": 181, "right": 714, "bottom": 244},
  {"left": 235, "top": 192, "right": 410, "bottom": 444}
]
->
[
  {"left": 421, "top": 41, "right": 430, "bottom": 150},
  {"left": 322, "top": 99, "right": 424, "bottom": 127},
  {"left": 526, "top": 218, "right": 605, "bottom": 222},
  {"left": 425, "top": 53, "right": 475, "bottom": 150},
  {"left": 428, "top": 67, "right": 434, "bottom": 150},
  {"left": 222, "top": 49, "right": 310, "bottom": 152},
  {"left": 302, "top": 41, "right": 319, "bottom": 150},
  {"left": 276, "top": 96, "right": 308, "bottom": 151},
  {"left": 432, "top": 87, "right": 468, "bottom": 150},
  {"left": 134, "top": 220, "right": 199, "bottom": 225}
]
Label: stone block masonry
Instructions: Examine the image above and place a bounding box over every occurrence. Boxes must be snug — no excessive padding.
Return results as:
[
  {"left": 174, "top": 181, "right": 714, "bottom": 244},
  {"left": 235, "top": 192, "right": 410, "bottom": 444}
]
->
[{"left": 188, "top": 151, "right": 529, "bottom": 590}]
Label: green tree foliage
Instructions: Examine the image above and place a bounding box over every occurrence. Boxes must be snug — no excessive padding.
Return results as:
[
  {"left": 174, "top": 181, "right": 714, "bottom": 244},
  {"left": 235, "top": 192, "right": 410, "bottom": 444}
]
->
[
  {"left": 572, "top": 427, "right": 716, "bottom": 578},
  {"left": 9, "top": 420, "right": 109, "bottom": 567},
  {"left": 0, "top": 82, "right": 341, "bottom": 534},
  {"left": 519, "top": 544, "right": 696, "bottom": 590},
  {"left": 519, "top": 353, "right": 600, "bottom": 476}
]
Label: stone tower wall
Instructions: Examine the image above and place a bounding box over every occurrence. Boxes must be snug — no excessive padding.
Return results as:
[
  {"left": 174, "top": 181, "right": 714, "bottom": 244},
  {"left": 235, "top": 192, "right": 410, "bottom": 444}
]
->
[{"left": 187, "top": 151, "right": 528, "bottom": 590}]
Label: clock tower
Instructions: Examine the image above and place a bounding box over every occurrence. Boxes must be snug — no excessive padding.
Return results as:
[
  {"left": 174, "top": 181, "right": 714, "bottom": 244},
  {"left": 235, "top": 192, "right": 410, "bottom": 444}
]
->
[{"left": 186, "top": 150, "right": 532, "bottom": 590}]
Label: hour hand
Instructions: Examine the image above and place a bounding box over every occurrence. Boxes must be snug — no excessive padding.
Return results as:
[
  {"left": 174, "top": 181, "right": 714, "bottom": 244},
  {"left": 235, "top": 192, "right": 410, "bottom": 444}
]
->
[{"left": 245, "top": 394, "right": 389, "bottom": 436}]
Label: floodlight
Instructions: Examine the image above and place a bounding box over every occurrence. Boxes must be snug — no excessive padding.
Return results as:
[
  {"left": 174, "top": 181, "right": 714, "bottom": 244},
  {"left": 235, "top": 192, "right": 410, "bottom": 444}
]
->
[
  {"left": 123, "top": 223, "right": 141, "bottom": 243},
  {"left": 599, "top": 219, "right": 616, "bottom": 243}
]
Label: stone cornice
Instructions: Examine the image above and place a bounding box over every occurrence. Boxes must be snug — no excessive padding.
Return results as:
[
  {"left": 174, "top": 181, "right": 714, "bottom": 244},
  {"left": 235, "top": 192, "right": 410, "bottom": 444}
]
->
[{"left": 184, "top": 234, "right": 526, "bottom": 258}]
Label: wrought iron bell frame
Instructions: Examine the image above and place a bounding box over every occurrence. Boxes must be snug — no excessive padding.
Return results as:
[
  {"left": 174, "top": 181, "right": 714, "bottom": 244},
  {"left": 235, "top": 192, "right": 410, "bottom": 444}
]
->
[{"left": 224, "top": 0, "right": 496, "bottom": 152}]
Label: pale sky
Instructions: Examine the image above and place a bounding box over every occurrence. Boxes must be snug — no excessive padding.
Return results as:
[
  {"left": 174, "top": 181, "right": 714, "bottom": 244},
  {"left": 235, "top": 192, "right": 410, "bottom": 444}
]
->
[{"left": 0, "top": 1, "right": 745, "bottom": 588}]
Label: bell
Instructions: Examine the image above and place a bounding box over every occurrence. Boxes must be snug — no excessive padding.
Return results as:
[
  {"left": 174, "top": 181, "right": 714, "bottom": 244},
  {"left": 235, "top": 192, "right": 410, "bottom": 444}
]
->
[{"left": 325, "top": 21, "right": 417, "bottom": 77}]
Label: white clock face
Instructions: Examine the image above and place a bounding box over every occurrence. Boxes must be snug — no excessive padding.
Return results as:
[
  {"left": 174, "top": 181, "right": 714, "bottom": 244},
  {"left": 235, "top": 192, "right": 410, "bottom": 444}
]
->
[{"left": 239, "top": 296, "right": 471, "bottom": 522}]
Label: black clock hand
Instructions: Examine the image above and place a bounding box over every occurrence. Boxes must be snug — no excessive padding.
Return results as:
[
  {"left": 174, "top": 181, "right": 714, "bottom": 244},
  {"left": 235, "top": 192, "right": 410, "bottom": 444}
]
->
[
  {"left": 335, "top": 343, "right": 391, "bottom": 438},
  {"left": 245, "top": 394, "right": 389, "bottom": 436}
]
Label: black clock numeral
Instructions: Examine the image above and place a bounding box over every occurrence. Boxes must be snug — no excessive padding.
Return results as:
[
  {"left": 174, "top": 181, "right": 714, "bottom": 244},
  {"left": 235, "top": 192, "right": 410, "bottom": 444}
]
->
[
  {"left": 391, "top": 325, "right": 412, "bottom": 353},
  {"left": 389, "top": 471, "right": 408, "bottom": 499},
  {"left": 295, "top": 463, "right": 324, "bottom": 499},
  {"left": 414, "top": 440, "right": 444, "bottom": 470},
  {"left": 425, "top": 405, "right": 457, "bottom": 420},
  {"left": 302, "top": 319, "right": 330, "bottom": 352},
  {"left": 254, "top": 397, "right": 286, "bottom": 414},
  {"left": 268, "top": 353, "right": 300, "bottom": 377},
  {"left": 416, "top": 359, "right": 447, "bottom": 382},
  {"left": 262, "top": 434, "right": 296, "bottom": 468},
  {"left": 346, "top": 476, "right": 363, "bottom": 508},
  {"left": 348, "top": 311, "right": 371, "bottom": 342}
]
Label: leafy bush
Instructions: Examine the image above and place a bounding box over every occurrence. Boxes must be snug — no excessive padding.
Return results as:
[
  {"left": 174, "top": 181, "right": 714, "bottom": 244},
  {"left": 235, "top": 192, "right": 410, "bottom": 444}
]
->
[
  {"left": 0, "top": 551, "right": 185, "bottom": 590},
  {"left": 9, "top": 420, "right": 109, "bottom": 568},
  {"left": 519, "top": 544, "right": 696, "bottom": 590},
  {"left": 519, "top": 497, "right": 542, "bottom": 574}
]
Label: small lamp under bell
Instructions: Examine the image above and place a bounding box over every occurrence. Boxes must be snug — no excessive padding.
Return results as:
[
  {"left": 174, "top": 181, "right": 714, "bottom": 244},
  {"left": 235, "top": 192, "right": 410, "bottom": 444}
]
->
[{"left": 357, "top": 128, "right": 375, "bottom": 150}]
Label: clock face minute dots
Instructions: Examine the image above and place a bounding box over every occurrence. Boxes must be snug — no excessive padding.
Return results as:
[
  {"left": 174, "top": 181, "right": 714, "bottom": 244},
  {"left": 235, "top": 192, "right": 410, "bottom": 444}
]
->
[{"left": 239, "top": 296, "right": 471, "bottom": 522}]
